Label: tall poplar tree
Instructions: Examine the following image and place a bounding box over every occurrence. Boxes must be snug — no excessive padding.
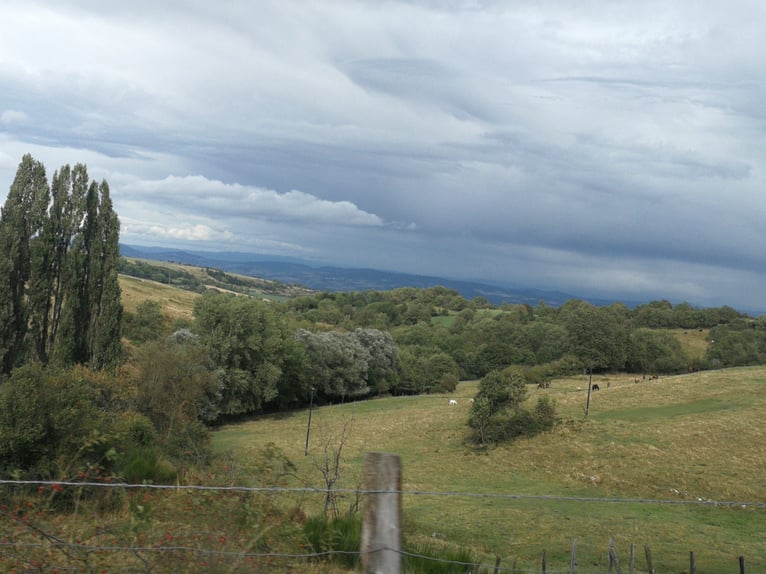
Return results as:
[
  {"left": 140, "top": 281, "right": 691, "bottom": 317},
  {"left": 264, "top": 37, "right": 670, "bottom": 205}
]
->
[
  {"left": 88, "top": 181, "right": 123, "bottom": 369},
  {"left": 0, "top": 155, "right": 122, "bottom": 376},
  {"left": 0, "top": 155, "right": 48, "bottom": 375}
]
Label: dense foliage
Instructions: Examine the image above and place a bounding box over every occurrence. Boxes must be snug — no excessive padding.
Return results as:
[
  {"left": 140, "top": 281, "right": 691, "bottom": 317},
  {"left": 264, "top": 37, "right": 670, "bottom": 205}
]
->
[{"left": 0, "top": 155, "right": 122, "bottom": 376}]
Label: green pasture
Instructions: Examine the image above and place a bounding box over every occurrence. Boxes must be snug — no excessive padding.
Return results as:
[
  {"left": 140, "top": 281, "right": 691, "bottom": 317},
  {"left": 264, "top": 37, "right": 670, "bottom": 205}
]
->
[{"left": 212, "top": 366, "right": 766, "bottom": 573}]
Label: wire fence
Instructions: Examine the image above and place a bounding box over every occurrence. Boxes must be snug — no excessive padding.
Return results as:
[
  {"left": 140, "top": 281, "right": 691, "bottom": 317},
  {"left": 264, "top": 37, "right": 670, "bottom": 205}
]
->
[
  {"left": 3, "top": 479, "right": 764, "bottom": 508},
  {"left": 1, "top": 478, "right": 762, "bottom": 573}
]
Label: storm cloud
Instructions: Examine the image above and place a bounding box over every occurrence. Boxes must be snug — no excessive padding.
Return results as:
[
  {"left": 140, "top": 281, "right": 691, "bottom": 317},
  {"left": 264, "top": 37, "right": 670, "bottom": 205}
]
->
[{"left": 1, "top": 0, "right": 765, "bottom": 310}]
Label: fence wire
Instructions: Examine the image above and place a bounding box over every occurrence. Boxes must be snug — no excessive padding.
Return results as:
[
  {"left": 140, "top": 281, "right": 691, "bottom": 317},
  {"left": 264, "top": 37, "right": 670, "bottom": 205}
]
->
[
  {"left": 2, "top": 479, "right": 764, "bottom": 508},
  {"left": 1, "top": 479, "right": 762, "bottom": 573}
]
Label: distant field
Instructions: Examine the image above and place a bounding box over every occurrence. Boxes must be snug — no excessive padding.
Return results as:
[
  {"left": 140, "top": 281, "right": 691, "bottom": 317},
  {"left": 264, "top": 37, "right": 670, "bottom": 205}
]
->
[
  {"left": 119, "top": 274, "right": 199, "bottom": 322},
  {"left": 212, "top": 367, "right": 766, "bottom": 573},
  {"left": 672, "top": 327, "right": 712, "bottom": 360}
]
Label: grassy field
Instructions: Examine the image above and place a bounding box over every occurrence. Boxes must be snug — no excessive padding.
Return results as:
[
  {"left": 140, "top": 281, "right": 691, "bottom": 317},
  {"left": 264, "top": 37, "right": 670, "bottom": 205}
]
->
[
  {"left": 119, "top": 274, "right": 199, "bottom": 322},
  {"left": 212, "top": 367, "right": 766, "bottom": 573}
]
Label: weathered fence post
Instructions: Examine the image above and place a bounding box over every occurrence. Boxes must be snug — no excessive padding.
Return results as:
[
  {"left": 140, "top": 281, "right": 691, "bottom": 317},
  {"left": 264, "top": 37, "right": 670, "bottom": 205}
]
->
[
  {"left": 644, "top": 545, "right": 655, "bottom": 574},
  {"left": 541, "top": 549, "right": 547, "bottom": 574},
  {"left": 608, "top": 538, "right": 622, "bottom": 573},
  {"left": 568, "top": 539, "right": 577, "bottom": 574},
  {"left": 689, "top": 551, "right": 696, "bottom": 574},
  {"left": 629, "top": 543, "right": 635, "bottom": 574},
  {"left": 493, "top": 556, "right": 501, "bottom": 574},
  {"left": 361, "top": 452, "right": 402, "bottom": 574},
  {"left": 739, "top": 555, "right": 746, "bottom": 574}
]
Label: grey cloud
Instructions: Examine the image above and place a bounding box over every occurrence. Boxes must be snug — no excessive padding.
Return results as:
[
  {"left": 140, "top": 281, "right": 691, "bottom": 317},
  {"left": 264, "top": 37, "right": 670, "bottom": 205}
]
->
[
  {"left": 120, "top": 175, "right": 385, "bottom": 227},
  {"left": 2, "top": 0, "right": 766, "bottom": 310}
]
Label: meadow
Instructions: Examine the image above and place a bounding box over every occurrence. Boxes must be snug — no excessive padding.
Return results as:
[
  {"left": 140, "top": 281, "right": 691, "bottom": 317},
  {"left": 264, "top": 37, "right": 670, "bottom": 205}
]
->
[{"left": 213, "top": 367, "right": 766, "bottom": 573}]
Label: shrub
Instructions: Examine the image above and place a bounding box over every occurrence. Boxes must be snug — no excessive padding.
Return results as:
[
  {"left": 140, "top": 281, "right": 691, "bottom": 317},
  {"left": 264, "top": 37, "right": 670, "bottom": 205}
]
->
[
  {"left": 118, "top": 446, "right": 177, "bottom": 484},
  {"left": 534, "top": 395, "right": 558, "bottom": 429}
]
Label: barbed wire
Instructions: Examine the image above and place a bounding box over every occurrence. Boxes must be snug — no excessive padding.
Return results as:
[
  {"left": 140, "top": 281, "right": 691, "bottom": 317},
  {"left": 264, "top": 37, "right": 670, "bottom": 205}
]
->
[
  {"left": 1, "top": 479, "right": 764, "bottom": 508},
  {"left": 0, "top": 541, "right": 597, "bottom": 574}
]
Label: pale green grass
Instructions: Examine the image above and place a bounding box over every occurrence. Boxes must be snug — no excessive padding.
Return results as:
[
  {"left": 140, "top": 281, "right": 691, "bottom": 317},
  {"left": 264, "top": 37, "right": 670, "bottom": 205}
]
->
[
  {"left": 213, "top": 367, "right": 766, "bottom": 573},
  {"left": 672, "top": 327, "right": 711, "bottom": 360}
]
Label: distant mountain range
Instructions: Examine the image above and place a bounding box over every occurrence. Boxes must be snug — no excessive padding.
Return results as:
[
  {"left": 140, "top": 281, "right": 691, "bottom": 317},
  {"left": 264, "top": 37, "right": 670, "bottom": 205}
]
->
[{"left": 119, "top": 244, "right": 637, "bottom": 308}]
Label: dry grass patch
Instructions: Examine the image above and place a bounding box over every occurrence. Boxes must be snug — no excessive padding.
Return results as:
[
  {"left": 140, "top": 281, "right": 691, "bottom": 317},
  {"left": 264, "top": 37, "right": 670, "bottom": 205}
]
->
[
  {"left": 672, "top": 327, "right": 711, "bottom": 359},
  {"left": 119, "top": 275, "right": 199, "bottom": 323}
]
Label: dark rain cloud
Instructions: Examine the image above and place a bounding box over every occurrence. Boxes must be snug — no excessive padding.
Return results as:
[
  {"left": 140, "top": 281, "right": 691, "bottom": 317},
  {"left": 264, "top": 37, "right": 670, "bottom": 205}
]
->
[{"left": 1, "top": 0, "right": 765, "bottom": 310}]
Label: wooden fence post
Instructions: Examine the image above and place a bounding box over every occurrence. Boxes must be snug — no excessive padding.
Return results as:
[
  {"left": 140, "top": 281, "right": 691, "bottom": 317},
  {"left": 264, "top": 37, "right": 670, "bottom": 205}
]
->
[
  {"left": 644, "top": 545, "right": 655, "bottom": 574},
  {"left": 739, "top": 555, "right": 746, "bottom": 574},
  {"left": 568, "top": 539, "right": 577, "bottom": 574},
  {"left": 608, "top": 538, "right": 622, "bottom": 573},
  {"left": 541, "top": 549, "right": 547, "bottom": 574},
  {"left": 629, "top": 543, "right": 635, "bottom": 574},
  {"left": 361, "top": 452, "right": 402, "bottom": 574},
  {"left": 689, "top": 551, "right": 696, "bottom": 574}
]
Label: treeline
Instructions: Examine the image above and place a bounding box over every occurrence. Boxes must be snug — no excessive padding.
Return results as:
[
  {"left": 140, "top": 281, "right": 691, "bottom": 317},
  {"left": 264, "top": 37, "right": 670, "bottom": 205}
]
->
[
  {"left": 281, "top": 289, "right": 761, "bottom": 381},
  {"left": 118, "top": 259, "right": 206, "bottom": 292}
]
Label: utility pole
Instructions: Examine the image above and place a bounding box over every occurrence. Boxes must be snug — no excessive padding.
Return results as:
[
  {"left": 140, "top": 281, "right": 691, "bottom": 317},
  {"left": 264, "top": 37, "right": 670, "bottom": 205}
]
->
[{"left": 304, "top": 386, "right": 315, "bottom": 456}]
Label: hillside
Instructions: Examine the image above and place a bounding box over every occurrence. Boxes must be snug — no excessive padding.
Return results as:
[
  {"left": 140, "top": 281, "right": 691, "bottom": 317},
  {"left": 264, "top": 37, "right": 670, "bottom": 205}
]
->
[
  {"left": 119, "top": 256, "right": 315, "bottom": 314},
  {"left": 212, "top": 367, "right": 766, "bottom": 572},
  {"left": 120, "top": 244, "right": 628, "bottom": 307}
]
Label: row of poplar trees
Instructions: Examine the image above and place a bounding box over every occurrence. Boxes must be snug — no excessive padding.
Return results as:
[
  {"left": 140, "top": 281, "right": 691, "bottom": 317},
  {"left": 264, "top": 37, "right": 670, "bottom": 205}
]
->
[{"left": 0, "top": 154, "right": 122, "bottom": 377}]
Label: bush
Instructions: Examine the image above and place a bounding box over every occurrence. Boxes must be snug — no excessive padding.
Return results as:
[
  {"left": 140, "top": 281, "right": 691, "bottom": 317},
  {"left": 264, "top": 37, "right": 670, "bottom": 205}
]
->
[
  {"left": 534, "top": 395, "right": 558, "bottom": 429},
  {"left": 0, "top": 364, "right": 119, "bottom": 478},
  {"left": 434, "top": 373, "right": 459, "bottom": 393},
  {"left": 118, "top": 446, "right": 177, "bottom": 484}
]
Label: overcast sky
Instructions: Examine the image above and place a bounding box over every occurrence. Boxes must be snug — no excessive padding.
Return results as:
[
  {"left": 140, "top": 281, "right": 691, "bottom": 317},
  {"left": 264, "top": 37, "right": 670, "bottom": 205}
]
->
[{"left": 1, "top": 1, "right": 765, "bottom": 311}]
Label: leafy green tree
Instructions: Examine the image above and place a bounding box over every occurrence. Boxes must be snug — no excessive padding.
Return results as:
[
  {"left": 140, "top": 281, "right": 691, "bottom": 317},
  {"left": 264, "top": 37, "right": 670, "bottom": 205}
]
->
[
  {"left": 396, "top": 346, "right": 459, "bottom": 394},
  {"left": 132, "top": 337, "right": 219, "bottom": 458},
  {"left": 561, "top": 300, "right": 626, "bottom": 371},
  {"left": 193, "top": 293, "right": 294, "bottom": 416},
  {"left": 351, "top": 328, "right": 399, "bottom": 394},
  {"left": 625, "top": 328, "right": 689, "bottom": 374},
  {"left": 124, "top": 300, "right": 166, "bottom": 343},
  {"left": 468, "top": 396, "right": 493, "bottom": 446},
  {"left": 295, "top": 329, "right": 370, "bottom": 401},
  {"left": 469, "top": 367, "right": 557, "bottom": 445},
  {"left": 473, "top": 368, "right": 528, "bottom": 416},
  {"left": 706, "top": 327, "right": 766, "bottom": 367}
]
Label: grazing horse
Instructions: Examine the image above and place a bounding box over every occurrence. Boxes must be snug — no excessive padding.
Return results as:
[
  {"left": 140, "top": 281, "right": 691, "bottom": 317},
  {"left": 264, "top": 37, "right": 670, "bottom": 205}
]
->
[
  {"left": 449, "top": 399, "right": 457, "bottom": 406},
  {"left": 591, "top": 384, "right": 600, "bottom": 391}
]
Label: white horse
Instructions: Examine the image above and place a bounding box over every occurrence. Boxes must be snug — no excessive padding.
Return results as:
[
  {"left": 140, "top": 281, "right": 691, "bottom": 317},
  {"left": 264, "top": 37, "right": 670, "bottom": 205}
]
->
[{"left": 449, "top": 399, "right": 457, "bottom": 406}]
